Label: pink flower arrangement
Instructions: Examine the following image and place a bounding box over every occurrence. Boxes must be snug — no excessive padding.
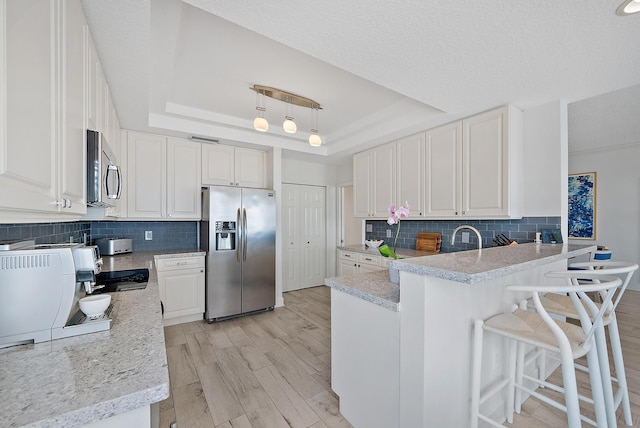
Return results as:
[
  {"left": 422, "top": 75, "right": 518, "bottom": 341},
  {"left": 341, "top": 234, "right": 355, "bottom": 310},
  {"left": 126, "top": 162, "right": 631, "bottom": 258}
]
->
[{"left": 387, "top": 201, "right": 410, "bottom": 256}]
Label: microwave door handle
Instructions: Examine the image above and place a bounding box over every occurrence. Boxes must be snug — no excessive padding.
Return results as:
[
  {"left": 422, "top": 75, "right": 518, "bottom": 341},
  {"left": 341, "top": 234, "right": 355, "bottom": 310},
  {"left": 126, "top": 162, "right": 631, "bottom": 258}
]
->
[
  {"left": 105, "top": 165, "right": 117, "bottom": 198},
  {"left": 114, "top": 165, "right": 122, "bottom": 199},
  {"left": 237, "top": 208, "right": 241, "bottom": 263}
]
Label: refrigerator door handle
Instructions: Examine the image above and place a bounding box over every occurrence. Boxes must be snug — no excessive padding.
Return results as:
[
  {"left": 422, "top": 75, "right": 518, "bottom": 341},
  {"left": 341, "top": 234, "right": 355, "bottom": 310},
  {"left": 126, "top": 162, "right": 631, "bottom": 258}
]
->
[
  {"left": 237, "top": 208, "right": 242, "bottom": 263},
  {"left": 243, "top": 208, "right": 248, "bottom": 261}
]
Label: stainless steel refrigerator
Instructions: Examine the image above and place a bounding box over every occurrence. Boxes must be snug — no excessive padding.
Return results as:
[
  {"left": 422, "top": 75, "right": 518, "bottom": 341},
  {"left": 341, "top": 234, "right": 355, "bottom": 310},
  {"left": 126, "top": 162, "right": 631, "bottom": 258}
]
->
[{"left": 201, "top": 186, "right": 276, "bottom": 322}]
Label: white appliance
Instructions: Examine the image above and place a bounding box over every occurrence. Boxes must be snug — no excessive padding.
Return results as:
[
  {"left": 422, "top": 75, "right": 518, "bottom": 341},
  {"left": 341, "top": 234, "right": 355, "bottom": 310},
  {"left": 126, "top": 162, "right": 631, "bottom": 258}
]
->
[
  {"left": 0, "top": 241, "right": 111, "bottom": 348},
  {"left": 200, "top": 186, "right": 276, "bottom": 321},
  {"left": 87, "top": 129, "right": 122, "bottom": 207}
]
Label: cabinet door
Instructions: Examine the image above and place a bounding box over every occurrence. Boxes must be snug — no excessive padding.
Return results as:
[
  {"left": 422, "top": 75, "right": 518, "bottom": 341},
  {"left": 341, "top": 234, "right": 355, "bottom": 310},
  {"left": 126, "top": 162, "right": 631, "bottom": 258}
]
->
[
  {"left": 353, "top": 151, "right": 372, "bottom": 217},
  {"left": 338, "top": 259, "right": 358, "bottom": 276},
  {"left": 0, "top": 1, "right": 58, "bottom": 213},
  {"left": 462, "top": 107, "right": 508, "bottom": 217},
  {"left": 372, "top": 142, "right": 396, "bottom": 217},
  {"left": 234, "top": 148, "right": 265, "bottom": 188},
  {"left": 397, "top": 133, "right": 424, "bottom": 216},
  {"left": 167, "top": 138, "right": 201, "bottom": 219},
  {"left": 86, "top": 33, "right": 100, "bottom": 132},
  {"left": 127, "top": 132, "right": 166, "bottom": 218},
  {"left": 59, "top": 0, "right": 87, "bottom": 214},
  {"left": 202, "top": 144, "right": 235, "bottom": 186},
  {"left": 159, "top": 268, "right": 205, "bottom": 319},
  {"left": 425, "top": 121, "right": 462, "bottom": 217}
]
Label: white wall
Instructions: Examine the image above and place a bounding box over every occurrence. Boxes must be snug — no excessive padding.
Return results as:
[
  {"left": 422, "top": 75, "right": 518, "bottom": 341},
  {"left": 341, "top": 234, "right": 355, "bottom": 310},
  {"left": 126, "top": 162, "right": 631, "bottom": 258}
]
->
[
  {"left": 569, "top": 143, "right": 640, "bottom": 290},
  {"left": 522, "top": 100, "right": 568, "bottom": 229}
]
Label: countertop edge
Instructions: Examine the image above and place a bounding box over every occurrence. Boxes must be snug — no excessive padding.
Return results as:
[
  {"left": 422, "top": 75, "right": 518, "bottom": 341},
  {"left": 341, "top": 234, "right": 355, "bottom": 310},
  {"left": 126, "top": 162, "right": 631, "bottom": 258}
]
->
[{"left": 325, "top": 271, "right": 399, "bottom": 312}]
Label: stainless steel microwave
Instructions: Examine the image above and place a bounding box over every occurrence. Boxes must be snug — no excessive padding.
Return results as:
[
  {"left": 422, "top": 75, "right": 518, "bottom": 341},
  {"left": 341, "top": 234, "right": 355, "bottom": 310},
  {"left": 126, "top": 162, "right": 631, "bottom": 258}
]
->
[{"left": 87, "top": 129, "right": 122, "bottom": 207}]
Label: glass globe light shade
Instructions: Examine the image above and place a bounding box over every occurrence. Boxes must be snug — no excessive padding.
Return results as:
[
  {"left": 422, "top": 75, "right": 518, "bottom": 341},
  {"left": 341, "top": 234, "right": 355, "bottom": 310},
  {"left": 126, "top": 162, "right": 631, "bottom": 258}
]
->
[
  {"left": 309, "top": 133, "right": 322, "bottom": 147},
  {"left": 253, "top": 116, "right": 269, "bottom": 132},
  {"left": 283, "top": 117, "right": 297, "bottom": 134}
]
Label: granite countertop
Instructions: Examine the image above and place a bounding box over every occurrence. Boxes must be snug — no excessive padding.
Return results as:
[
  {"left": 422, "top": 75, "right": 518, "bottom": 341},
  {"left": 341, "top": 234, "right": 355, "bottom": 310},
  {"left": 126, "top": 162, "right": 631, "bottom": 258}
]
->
[
  {"left": 325, "top": 270, "right": 400, "bottom": 312},
  {"left": 390, "top": 242, "right": 596, "bottom": 284},
  {"left": 0, "top": 248, "right": 203, "bottom": 428},
  {"left": 338, "top": 244, "right": 435, "bottom": 258},
  {"left": 326, "top": 243, "right": 596, "bottom": 312}
]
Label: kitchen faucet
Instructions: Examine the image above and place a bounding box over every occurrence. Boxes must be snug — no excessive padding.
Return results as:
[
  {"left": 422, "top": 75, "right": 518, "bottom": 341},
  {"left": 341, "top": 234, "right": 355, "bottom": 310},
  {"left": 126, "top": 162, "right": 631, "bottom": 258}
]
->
[{"left": 451, "top": 225, "right": 482, "bottom": 250}]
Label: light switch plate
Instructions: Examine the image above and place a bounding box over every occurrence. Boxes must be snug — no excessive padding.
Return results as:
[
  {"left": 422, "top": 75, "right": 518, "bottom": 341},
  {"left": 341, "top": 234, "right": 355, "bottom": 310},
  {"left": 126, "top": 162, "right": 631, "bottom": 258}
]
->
[
  {"left": 386, "top": 229, "right": 392, "bottom": 238},
  {"left": 462, "top": 231, "right": 470, "bottom": 243},
  {"left": 366, "top": 224, "right": 373, "bottom": 233},
  {"left": 145, "top": 230, "right": 153, "bottom": 240}
]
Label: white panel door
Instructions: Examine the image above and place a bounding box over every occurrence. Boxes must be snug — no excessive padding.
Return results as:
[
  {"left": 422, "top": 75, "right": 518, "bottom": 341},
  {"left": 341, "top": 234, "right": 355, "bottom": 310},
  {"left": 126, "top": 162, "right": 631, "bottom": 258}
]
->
[
  {"left": 300, "top": 185, "right": 326, "bottom": 288},
  {"left": 281, "top": 184, "right": 326, "bottom": 291},
  {"left": 425, "top": 121, "right": 462, "bottom": 217},
  {"left": 282, "top": 184, "right": 300, "bottom": 292}
]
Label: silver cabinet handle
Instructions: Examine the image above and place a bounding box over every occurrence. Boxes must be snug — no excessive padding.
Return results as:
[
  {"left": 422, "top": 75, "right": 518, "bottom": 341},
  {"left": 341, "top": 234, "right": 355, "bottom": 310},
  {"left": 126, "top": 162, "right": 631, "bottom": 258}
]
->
[{"left": 237, "top": 208, "right": 241, "bottom": 263}]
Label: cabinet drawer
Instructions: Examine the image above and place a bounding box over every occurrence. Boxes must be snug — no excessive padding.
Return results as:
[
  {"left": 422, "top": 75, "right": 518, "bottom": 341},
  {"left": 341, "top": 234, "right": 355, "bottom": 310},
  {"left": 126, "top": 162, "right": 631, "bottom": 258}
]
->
[
  {"left": 156, "top": 256, "right": 204, "bottom": 271},
  {"left": 358, "top": 253, "right": 380, "bottom": 266},
  {"left": 339, "top": 251, "right": 358, "bottom": 262}
]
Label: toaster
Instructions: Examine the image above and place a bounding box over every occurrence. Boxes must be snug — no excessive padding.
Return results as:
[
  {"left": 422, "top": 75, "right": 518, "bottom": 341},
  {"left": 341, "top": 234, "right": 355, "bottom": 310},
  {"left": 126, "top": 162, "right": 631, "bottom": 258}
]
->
[{"left": 96, "top": 238, "right": 132, "bottom": 255}]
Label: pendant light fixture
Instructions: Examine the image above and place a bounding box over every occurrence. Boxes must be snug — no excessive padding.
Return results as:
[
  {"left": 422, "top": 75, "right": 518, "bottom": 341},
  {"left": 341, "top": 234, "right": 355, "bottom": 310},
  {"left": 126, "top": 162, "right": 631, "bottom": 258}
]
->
[
  {"left": 253, "top": 88, "right": 269, "bottom": 132},
  {"left": 283, "top": 96, "right": 297, "bottom": 133},
  {"left": 249, "top": 85, "right": 322, "bottom": 146},
  {"left": 308, "top": 104, "right": 322, "bottom": 147},
  {"left": 617, "top": 0, "right": 640, "bottom": 15}
]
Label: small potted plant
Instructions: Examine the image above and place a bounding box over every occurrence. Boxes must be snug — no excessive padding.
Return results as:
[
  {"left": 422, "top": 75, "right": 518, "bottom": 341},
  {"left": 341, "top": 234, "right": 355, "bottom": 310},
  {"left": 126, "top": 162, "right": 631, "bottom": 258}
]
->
[{"left": 379, "top": 201, "right": 410, "bottom": 260}]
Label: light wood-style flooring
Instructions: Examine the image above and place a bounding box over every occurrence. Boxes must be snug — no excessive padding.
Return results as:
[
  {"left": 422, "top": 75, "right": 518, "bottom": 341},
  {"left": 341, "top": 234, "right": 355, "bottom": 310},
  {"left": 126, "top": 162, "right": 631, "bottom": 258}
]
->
[
  {"left": 162, "top": 286, "right": 640, "bottom": 428},
  {"left": 160, "top": 286, "right": 352, "bottom": 428}
]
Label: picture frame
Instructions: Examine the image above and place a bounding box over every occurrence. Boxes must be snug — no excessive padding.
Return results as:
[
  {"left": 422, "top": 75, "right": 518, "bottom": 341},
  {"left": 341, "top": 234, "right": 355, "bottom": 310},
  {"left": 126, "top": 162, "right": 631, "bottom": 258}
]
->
[{"left": 568, "top": 172, "right": 596, "bottom": 240}]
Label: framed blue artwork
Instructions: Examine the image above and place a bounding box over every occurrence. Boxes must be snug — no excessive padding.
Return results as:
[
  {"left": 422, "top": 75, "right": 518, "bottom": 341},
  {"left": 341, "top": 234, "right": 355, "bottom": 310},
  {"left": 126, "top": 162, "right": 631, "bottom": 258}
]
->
[{"left": 568, "top": 172, "right": 596, "bottom": 239}]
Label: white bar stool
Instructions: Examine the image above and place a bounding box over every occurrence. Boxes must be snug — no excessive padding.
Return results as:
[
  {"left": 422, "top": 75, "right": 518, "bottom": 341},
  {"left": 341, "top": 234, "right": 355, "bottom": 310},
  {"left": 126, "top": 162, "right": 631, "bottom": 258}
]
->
[
  {"left": 532, "top": 261, "right": 638, "bottom": 426},
  {"left": 470, "top": 272, "right": 623, "bottom": 428}
]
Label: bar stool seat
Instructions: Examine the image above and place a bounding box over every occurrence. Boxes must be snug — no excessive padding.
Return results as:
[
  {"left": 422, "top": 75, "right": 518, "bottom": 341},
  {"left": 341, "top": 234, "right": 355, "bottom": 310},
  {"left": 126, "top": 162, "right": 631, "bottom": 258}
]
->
[
  {"left": 528, "top": 261, "right": 639, "bottom": 426},
  {"left": 470, "top": 272, "right": 623, "bottom": 428}
]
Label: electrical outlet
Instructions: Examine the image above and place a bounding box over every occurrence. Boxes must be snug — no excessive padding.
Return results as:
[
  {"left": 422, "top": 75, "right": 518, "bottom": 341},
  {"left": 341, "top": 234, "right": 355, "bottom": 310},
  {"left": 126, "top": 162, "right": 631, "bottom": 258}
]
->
[
  {"left": 145, "top": 230, "right": 153, "bottom": 241},
  {"left": 462, "top": 231, "right": 470, "bottom": 243},
  {"left": 366, "top": 224, "right": 373, "bottom": 233},
  {"left": 386, "top": 229, "right": 392, "bottom": 238}
]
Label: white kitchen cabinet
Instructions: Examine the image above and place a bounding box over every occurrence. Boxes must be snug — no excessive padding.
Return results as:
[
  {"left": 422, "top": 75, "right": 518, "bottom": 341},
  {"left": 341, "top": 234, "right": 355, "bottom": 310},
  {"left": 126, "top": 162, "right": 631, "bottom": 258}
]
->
[
  {"left": 424, "top": 106, "right": 523, "bottom": 219},
  {"left": 397, "top": 133, "right": 425, "bottom": 215},
  {"left": 424, "top": 121, "right": 462, "bottom": 217},
  {"left": 282, "top": 184, "right": 326, "bottom": 292},
  {"left": 0, "top": 0, "right": 87, "bottom": 217},
  {"left": 202, "top": 144, "right": 266, "bottom": 188},
  {"left": 157, "top": 256, "right": 205, "bottom": 325},
  {"left": 337, "top": 250, "right": 385, "bottom": 276},
  {"left": 353, "top": 142, "right": 396, "bottom": 218},
  {"left": 127, "top": 132, "right": 201, "bottom": 219}
]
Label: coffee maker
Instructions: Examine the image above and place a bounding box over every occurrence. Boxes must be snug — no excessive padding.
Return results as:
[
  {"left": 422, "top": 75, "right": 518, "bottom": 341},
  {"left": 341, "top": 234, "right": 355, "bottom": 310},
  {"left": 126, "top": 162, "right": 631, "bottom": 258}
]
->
[{"left": 0, "top": 241, "right": 112, "bottom": 348}]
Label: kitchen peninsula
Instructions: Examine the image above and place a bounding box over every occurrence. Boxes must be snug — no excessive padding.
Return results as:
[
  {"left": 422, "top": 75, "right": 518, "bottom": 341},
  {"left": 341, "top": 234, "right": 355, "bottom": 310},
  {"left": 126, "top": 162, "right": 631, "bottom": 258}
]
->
[
  {"left": 325, "top": 242, "right": 596, "bottom": 428},
  {"left": 0, "top": 250, "right": 202, "bottom": 428}
]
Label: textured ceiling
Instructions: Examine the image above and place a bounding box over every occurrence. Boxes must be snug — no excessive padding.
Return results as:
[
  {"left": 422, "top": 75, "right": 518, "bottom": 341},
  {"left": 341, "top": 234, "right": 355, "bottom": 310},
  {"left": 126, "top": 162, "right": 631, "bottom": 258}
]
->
[{"left": 82, "top": 0, "right": 640, "bottom": 163}]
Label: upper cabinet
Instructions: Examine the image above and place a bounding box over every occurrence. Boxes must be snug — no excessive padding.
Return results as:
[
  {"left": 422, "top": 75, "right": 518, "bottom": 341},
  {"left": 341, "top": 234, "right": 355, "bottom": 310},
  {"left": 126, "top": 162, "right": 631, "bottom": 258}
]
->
[
  {"left": 353, "top": 142, "right": 396, "bottom": 217},
  {"left": 202, "top": 144, "right": 266, "bottom": 188},
  {"left": 126, "top": 131, "right": 201, "bottom": 220},
  {"left": 0, "top": 0, "right": 86, "bottom": 217},
  {"left": 354, "top": 105, "right": 523, "bottom": 220}
]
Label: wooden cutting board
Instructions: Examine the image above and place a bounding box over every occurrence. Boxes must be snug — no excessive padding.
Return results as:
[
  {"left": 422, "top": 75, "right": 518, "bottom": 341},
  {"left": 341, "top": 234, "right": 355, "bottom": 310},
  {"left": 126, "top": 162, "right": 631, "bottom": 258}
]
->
[{"left": 416, "top": 232, "right": 442, "bottom": 253}]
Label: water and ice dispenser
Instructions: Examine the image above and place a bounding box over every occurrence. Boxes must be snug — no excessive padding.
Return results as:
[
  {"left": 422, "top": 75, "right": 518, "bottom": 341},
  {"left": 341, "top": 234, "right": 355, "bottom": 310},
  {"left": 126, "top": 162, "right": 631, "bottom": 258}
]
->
[{"left": 215, "top": 221, "right": 236, "bottom": 250}]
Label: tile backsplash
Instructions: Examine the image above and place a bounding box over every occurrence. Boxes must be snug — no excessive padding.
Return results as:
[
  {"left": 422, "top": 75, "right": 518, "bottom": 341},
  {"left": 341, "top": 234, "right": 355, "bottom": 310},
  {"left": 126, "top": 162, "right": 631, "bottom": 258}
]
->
[
  {"left": 0, "top": 221, "right": 199, "bottom": 251},
  {"left": 365, "top": 216, "right": 562, "bottom": 252}
]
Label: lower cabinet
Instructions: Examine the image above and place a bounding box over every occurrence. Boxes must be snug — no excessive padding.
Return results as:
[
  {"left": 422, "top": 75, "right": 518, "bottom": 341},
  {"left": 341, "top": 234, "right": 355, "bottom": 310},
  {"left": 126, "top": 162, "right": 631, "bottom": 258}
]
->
[
  {"left": 156, "top": 256, "right": 205, "bottom": 326},
  {"left": 337, "top": 250, "right": 386, "bottom": 276}
]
